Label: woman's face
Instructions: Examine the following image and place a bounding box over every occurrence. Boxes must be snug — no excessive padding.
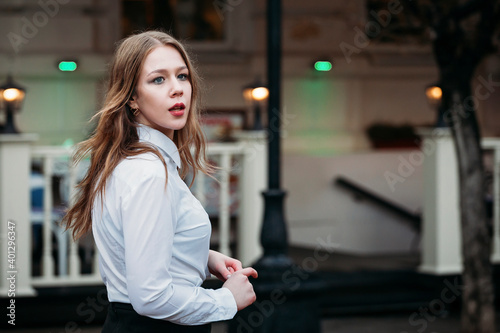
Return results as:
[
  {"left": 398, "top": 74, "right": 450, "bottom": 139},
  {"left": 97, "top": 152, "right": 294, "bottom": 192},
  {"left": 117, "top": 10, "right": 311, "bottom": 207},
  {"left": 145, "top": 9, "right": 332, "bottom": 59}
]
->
[{"left": 129, "top": 45, "right": 192, "bottom": 139}]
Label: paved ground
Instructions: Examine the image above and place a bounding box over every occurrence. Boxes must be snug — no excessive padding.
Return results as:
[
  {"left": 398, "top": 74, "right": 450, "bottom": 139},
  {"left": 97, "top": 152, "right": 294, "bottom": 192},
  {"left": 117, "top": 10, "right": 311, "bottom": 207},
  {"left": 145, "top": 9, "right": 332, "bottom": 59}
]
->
[
  {"left": 11, "top": 312, "right": 500, "bottom": 333},
  {"left": 0, "top": 318, "right": 475, "bottom": 333}
]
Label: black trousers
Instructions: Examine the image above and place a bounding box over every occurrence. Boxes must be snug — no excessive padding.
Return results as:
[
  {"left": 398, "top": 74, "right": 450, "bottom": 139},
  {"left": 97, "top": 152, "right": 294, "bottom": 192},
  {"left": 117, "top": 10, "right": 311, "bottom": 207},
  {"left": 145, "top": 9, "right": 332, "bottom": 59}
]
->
[{"left": 102, "top": 302, "right": 212, "bottom": 333}]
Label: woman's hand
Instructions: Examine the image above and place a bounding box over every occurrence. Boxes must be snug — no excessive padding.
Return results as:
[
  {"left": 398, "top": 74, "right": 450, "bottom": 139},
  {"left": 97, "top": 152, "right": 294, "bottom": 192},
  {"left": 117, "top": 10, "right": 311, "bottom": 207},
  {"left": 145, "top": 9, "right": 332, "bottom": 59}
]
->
[
  {"left": 222, "top": 267, "right": 258, "bottom": 311},
  {"left": 208, "top": 250, "right": 243, "bottom": 281}
]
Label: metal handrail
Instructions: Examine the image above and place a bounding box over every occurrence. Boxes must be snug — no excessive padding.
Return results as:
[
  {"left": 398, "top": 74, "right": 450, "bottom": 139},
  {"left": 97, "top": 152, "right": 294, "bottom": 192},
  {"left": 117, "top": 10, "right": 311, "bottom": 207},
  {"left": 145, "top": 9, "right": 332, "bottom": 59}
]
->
[{"left": 334, "top": 176, "right": 421, "bottom": 232}]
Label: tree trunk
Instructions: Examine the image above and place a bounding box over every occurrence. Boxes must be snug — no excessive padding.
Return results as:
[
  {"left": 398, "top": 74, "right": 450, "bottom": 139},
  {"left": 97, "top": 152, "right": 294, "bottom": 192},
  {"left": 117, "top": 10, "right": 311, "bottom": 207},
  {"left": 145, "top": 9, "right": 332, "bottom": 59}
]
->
[
  {"left": 445, "top": 84, "right": 495, "bottom": 333},
  {"left": 409, "top": 0, "right": 498, "bottom": 330}
]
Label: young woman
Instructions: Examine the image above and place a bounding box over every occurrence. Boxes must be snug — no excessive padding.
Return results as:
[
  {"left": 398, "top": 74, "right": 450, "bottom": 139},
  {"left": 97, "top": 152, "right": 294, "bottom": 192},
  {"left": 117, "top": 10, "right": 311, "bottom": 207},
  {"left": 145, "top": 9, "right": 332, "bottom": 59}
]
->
[{"left": 63, "top": 30, "right": 258, "bottom": 332}]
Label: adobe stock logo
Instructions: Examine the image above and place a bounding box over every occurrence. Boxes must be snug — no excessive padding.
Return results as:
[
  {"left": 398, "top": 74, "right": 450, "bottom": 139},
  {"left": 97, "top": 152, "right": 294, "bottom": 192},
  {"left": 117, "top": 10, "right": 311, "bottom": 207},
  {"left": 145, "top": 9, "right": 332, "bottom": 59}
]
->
[
  {"left": 7, "top": 0, "right": 70, "bottom": 53},
  {"left": 339, "top": 0, "right": 404, "bottom": 64},
  {"left": 401, "top": 278, "right": 465, "bottom": 333}
]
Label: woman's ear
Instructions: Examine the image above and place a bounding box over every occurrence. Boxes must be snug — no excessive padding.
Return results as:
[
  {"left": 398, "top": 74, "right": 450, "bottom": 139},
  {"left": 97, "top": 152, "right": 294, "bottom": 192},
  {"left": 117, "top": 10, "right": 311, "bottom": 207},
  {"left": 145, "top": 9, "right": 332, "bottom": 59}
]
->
[{"left": 128, "top": 94, "right": 138, "bottom": 110}]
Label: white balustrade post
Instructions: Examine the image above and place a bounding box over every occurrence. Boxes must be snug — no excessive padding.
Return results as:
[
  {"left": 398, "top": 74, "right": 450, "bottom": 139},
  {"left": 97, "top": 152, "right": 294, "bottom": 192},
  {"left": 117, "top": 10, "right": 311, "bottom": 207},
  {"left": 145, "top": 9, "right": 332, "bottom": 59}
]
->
[
  {"left": 417, "top": 128, "right": 463, "bottom": 275},
  {"left": 234, "top": 131, "right": 266, "bottom": 266},
  {"left": 68, "top": 162, "right": 81, "bottom": 278},
  {"left": 42, "top": 157, "right": 55, "bottom": 278},
  {"left": 218, "top": 153, "right": 231, "bottom": 256},
  {"left": 0, "top": 134, "right": 38, "bottom": 296}
]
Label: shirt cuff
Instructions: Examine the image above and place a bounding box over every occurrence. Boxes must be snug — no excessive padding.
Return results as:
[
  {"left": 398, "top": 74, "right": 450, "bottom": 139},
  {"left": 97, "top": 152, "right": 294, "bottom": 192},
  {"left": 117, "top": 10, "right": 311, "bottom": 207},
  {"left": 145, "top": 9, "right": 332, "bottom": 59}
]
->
[{"left": 216, "top": 287, "right": 238, "bottom": 320}]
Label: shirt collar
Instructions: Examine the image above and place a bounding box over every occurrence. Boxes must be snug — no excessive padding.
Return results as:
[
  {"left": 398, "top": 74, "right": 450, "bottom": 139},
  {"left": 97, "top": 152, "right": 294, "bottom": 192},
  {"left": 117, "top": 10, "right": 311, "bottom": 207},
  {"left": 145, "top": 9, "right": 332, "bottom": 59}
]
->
[{"left": 137, "top": 125, "right": 181, "bottom": 169}]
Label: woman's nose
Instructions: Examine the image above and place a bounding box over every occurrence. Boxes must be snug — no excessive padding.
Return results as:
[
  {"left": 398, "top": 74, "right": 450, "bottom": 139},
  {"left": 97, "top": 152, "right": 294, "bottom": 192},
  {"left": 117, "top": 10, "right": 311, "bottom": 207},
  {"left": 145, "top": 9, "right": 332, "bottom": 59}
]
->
[{"left": 170, "top": 79, "right": 183, "bottom": 97}]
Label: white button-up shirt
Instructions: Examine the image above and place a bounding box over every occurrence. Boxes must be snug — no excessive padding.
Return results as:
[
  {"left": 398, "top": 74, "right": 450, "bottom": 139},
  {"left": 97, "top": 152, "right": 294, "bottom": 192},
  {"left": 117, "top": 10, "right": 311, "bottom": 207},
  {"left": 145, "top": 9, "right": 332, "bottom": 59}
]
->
[{"left": 92, "top": 125, "right": 237, "bottom": 325}]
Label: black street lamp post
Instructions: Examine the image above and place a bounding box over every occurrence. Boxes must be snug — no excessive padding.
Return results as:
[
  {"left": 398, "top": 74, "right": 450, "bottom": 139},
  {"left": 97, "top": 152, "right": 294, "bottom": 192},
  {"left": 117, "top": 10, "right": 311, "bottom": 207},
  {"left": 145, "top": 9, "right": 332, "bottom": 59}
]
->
[
  {"left": 255, "top": 0, "right": 292, "bottom": 272},
  {"left": 229, "top": 1, "right": 325, "bottom": 332}
]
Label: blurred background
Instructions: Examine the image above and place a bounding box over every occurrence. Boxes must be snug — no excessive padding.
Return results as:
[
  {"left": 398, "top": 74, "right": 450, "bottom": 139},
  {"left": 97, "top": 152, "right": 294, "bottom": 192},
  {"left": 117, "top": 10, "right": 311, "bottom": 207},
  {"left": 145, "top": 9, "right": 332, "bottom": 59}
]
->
[{"left": 0, "top": 0, "right": 499, "bottom": 332}]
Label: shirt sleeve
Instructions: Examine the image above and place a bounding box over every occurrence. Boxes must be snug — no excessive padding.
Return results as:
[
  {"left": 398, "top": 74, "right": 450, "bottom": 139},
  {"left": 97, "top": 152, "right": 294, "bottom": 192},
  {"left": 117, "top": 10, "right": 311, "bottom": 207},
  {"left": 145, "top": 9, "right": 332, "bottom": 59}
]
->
[{"left": 121, "top": 170, "right": 237, "bottom": 325}]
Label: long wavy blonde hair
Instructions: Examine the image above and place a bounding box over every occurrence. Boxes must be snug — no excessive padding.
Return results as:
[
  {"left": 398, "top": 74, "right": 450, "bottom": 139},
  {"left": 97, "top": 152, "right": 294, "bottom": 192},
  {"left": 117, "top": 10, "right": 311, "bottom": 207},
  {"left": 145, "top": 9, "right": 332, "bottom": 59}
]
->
[{"left": 63, "top": 31, "right": 212, "bottom": 240}]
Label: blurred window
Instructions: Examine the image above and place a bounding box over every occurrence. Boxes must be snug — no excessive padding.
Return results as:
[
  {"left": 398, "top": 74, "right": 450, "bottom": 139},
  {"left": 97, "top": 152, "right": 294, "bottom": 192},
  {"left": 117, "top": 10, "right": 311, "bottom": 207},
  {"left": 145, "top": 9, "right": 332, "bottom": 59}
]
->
[
  {"left": 366, "top": 0, "right": 430, "bottom": 44},
  {"left": 122, "top": 0, "right": 225, "bottom": 41}
]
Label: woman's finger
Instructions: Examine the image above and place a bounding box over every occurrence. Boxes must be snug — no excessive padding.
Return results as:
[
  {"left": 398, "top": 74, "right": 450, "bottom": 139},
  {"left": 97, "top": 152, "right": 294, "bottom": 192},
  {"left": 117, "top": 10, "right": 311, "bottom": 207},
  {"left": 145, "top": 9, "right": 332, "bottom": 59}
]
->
[
  {"left": 231, "top": 261, "right": 243, "bottom": 271},
  {"left": 225, "top": 266, "right": 235, "bottom": 279},
  {"left": 238, "top": 267, "right": 258, "bottom": 279}
]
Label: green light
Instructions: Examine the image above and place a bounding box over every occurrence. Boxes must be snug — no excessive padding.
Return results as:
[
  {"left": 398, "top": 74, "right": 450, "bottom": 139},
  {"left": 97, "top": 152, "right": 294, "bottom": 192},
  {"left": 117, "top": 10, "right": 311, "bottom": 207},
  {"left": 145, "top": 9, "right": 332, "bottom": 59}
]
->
[
  {"left": 58, "top": 61, "right": 77, "bottom": 72},
  {"left": 314, "top": 61, "right": 332, "bottom": 72}
]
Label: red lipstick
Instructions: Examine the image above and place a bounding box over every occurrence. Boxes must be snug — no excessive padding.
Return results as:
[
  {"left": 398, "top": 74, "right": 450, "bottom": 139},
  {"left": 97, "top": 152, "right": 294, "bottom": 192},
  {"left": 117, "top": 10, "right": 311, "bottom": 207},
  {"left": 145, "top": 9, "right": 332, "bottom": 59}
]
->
[{"left": 169, "top": 103, "right": 185, "bottom": 116}]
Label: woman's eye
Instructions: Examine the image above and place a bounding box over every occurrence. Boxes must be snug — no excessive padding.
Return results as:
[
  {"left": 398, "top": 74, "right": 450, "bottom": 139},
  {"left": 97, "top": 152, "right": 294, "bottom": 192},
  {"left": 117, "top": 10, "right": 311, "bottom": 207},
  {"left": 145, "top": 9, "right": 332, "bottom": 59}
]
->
[
  {"left": 152, "top": 77, "right": 164, "bottom": 84},
  {"left": 178, "top": 73, "right": 189, "bottom": 81}
]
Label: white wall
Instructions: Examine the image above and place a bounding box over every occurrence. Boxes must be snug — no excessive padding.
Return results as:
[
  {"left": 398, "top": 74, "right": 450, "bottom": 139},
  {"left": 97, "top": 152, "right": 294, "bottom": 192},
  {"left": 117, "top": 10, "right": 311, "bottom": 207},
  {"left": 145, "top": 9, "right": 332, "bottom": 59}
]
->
[{"left": 284, "top": 150, "right": 423, "bottom": 254}]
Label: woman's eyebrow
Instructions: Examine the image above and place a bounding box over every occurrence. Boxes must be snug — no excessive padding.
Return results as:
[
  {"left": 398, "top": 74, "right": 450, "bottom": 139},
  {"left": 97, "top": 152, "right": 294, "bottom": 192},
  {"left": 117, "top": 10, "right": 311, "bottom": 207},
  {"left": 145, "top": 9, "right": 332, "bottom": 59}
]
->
[{"left": 146, "top": 66, "right": 188, "bottom": 76}]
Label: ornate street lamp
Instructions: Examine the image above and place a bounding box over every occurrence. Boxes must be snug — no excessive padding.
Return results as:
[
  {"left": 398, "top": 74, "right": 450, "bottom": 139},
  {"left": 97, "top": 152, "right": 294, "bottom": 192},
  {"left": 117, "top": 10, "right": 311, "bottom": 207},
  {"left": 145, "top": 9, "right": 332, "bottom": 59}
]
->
[
  {"left": 425, "top": 83, "right": 446, "bottom": 127},
  {"left": 242, "top": 82, "right": 269, "bottom": 130},
  {"left": 0, "top": 75, "right": 26, "bottom": 134},
  {"left": 425, "top": 84, "right": 442, "bottom": 106},
  {"left": 229, "top": 1, "right": 324, "bottom": 332}
]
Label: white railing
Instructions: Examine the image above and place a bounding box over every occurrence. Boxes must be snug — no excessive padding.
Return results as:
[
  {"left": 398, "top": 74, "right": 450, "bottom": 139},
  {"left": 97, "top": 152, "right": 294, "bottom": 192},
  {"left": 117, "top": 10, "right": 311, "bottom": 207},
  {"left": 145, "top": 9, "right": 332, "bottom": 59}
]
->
[
  {"left": 419, "top": 128, "right": 500, "bottom": 275},
  {"left": 193, "top": 143, "right": 246, "bottom": 257},
  {"left": 30, "top": 145, "right": 99, "bottom": 287},
  {"left": 0, "top": 131, "right": 266, "bottom": 295}
]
